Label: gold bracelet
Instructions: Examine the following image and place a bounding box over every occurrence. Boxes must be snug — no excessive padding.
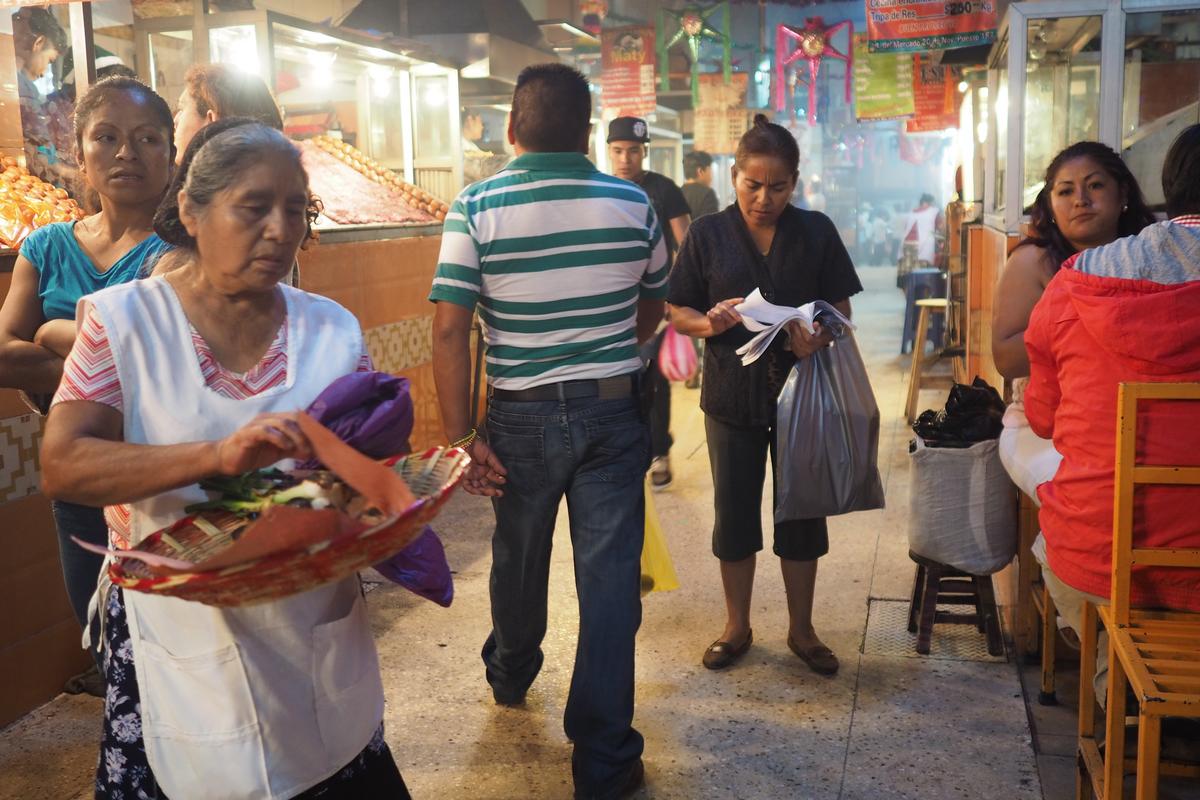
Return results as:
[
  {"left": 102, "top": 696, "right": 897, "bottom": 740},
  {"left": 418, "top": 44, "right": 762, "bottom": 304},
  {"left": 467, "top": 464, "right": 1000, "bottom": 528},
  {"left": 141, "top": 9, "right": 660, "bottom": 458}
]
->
[{"left": 450, "top": 428, "right": 478, "bottom": 450}]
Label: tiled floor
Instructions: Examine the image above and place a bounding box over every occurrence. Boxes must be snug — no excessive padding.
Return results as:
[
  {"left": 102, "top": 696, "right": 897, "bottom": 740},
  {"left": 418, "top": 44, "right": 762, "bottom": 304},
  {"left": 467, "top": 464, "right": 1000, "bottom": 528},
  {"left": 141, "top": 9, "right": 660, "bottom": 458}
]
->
[{"left": 1, "top": 266, "right": 1067, "bottom": 799}]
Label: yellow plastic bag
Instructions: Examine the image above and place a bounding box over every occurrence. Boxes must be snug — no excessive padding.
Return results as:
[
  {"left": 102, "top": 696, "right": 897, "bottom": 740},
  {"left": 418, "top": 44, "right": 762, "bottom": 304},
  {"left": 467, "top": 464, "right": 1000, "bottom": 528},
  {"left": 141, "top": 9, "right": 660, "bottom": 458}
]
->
[{"left": 640, "top": 482, "right": 680, "bottom": 595}]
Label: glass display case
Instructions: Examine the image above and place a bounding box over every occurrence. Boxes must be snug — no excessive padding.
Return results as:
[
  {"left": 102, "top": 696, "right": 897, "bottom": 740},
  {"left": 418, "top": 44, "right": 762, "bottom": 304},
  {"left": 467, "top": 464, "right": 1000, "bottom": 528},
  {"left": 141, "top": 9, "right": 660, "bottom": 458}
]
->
[
  {"left": 985, "top": 0, "right": 1200, "bottom": 231},
  {"left": 0, "top": 2, "right": 127, "bottom": 251},
  {"left": 133, "top": 9, "right": 463, "bottom": 212}
]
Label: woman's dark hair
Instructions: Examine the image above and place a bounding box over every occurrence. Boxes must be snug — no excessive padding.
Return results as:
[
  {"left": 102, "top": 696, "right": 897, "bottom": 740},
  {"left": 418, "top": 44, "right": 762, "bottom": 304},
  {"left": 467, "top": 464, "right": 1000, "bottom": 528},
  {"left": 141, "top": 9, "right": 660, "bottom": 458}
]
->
[
  {"left": 18, "top": 7, "right": 67, "bottom": 54},
  {"left": 154, "top": 118, "right": 319, "bottom": 251},
  {"left": 683, "top": 150, "right": 713, "bottom": 179},
  {"left": 73, "top": 76, "right": 175, "bottom": 213},
  {"left": 74, "top": 76, "right": 174, "bottom": 156},
  {"left": 1018, "top": 141, "right": 1156, "bottom": 269},
  {"left": 511, "top": 63, "right": 591, "bottom": 153},
  {"left": 1162, "top": 124, "right": 1200, "bottom": 219},
  {"left": 734, "top": 114, "right": 799, "bottom": 177},
  {"left": 184, "top": 63, "right": 283, "bottom": 130}
]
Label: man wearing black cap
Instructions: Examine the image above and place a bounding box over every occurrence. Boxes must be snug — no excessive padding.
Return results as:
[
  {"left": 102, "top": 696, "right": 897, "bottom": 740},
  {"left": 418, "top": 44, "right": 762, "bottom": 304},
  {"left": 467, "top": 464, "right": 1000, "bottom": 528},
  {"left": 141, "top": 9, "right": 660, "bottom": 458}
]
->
[{"left": 608, "top": 116, "right": 690, "bottom": 490}]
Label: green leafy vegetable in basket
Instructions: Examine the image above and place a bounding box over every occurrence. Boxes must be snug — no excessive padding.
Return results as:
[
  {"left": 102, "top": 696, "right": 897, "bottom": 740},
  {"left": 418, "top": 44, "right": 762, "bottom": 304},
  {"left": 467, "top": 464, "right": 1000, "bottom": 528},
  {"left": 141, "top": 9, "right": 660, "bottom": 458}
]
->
[{"left": 186, "top": 468, "right": 381, "bottom": 522}]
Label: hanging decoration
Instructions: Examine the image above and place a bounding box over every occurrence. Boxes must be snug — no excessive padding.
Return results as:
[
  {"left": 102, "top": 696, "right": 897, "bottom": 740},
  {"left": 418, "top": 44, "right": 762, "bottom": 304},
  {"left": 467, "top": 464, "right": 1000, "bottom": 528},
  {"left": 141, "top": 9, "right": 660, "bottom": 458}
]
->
[
  {"left": 906, "top": 55, "right": 962, "bottom": 133},
  {"left": 600, "top": 26, "right": 658, "bottom": 118},
  {"left": 866, "top": 0, "right": 996, "bottom": 53},
  {"left": 579, "top": 1, "right": 609, "bottom": 37},
  {"left": 851, "top": 33, "right": 914, "bottom": 122},
  {"left": 774, "top": 17, "right": 853, "bottom": 127},
  {"left": 694, "top": 72, "right": 751, "bottom": 154},
  {"left": 658, "top": 3, "right": 732, "bottom": 106}
]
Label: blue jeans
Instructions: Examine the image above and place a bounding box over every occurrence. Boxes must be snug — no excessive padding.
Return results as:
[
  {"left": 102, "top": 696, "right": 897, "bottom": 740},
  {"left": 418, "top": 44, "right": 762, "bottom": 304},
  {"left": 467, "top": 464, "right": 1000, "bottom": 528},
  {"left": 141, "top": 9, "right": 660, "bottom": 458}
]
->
[
  {"left": 50, "top": 500, "right": 106, "bottom": 669},
  {"left": 482, "top": 394, "right": 648, "bottom": 798}
]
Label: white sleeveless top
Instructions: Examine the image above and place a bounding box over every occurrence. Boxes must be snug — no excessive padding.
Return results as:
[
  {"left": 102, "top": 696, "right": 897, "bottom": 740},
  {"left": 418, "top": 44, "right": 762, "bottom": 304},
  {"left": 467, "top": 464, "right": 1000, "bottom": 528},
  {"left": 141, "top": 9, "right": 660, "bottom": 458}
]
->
[{"left": 87, "top": 278, "right": 383, "bottom": 800}]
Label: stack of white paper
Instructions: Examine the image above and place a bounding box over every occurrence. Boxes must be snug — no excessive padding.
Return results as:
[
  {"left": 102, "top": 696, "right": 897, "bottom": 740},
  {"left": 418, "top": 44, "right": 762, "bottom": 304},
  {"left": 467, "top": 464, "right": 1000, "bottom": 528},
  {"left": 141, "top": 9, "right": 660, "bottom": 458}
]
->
[{"left": 734, "top": 289, "right": 855, "bottom": 366}]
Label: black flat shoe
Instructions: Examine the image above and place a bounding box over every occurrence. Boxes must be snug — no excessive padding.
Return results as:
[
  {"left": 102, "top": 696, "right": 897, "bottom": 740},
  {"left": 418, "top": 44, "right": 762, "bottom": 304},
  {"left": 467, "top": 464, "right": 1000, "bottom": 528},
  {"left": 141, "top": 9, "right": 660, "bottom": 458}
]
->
[{"left": 702, "top": 629, "right": 753, "bottom": 670}]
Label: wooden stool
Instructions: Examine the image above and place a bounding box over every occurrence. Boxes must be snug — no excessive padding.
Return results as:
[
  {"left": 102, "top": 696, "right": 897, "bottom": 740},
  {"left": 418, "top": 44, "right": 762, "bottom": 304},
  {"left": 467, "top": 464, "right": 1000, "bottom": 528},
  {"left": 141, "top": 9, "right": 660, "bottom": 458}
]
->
[
  {"left": 904, "top": 298, "right": 960, "bottom": 422},
  {"left": 907, "top": 550, "right": 1004, "bottom": 656}
]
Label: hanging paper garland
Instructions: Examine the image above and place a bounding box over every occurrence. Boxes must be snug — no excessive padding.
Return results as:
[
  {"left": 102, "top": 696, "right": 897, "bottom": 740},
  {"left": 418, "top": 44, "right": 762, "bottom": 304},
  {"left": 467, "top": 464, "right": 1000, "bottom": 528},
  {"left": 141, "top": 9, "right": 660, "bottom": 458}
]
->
[
  {"left": 658, "top": 3, "right": 732, "bottom": 106},
  {"left": 774, "top": 17, "right": 853, "bottom": 127},
  {"left": 580, "top": 1, "right": 608, "bottom": 36}
]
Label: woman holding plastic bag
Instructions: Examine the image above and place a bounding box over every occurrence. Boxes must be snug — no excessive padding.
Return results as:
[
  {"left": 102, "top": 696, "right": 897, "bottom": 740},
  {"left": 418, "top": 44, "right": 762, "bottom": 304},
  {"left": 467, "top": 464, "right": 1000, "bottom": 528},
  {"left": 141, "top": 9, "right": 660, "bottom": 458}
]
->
[{"left": 667, "top": 115, "right": 863, "bottom": 675}]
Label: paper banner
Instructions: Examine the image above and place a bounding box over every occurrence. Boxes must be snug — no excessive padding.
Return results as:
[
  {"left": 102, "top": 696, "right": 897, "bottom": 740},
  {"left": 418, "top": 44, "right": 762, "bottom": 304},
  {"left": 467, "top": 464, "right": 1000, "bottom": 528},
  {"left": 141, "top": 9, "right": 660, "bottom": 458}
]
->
[
  {"left": 600, "top": 26, "right": 657, "bottom": 118},
  {"left": 693, "top": 72, "right": 750, "bottom": 155},
  {"left": 852, "top": 34, "right": 914, "bottom": 121},
  {"left": 906, "top": 54, "right": 962, "bottom": 133},
  {"left": 866, "top": 0, "right": 997, "bottom": 53}
]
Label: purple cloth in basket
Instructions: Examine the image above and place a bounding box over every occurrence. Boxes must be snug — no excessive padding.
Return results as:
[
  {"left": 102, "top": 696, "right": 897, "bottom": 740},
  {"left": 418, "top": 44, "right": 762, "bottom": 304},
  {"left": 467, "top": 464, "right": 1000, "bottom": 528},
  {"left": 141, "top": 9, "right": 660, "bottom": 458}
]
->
[
  {"left": 372, "top": 526, "right": 453, "bottom": 607},
  {"left": 302, "top": 372, "right": 414, "bottom": 463},
  {"left": 304, "top": 372, "right": 453, "bottom": 607}
]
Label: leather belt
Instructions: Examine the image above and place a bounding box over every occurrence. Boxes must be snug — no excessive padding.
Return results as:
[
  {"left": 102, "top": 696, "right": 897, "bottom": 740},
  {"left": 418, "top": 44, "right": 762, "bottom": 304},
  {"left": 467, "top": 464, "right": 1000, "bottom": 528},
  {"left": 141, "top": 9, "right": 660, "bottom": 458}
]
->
[{"left": 489, "top": 373, "right": 637, "bottom": 403}]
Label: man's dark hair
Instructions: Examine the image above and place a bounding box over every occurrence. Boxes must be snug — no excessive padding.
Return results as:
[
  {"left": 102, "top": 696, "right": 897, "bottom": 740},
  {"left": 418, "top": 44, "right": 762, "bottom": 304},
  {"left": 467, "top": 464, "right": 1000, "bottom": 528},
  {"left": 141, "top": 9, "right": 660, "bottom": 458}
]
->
[
  {"left": 919, "top": 192, "right": 935, "bottom": 206},
  {"left": 511, "top": 63, "right": 591, "bottom": 153},
  {"left": 683, "top": 150, "right": 713, "bottom": 180},
  {"left": 24, "top": 8, "right": 67, "bottom": 54},
  {"left": 1162, "top": 124, "right": 1200, "bottom": 219}
]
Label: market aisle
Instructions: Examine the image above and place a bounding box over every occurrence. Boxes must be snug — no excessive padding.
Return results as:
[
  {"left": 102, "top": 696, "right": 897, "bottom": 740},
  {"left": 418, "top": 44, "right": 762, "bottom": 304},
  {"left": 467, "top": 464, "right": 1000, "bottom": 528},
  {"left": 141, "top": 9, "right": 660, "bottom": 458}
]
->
[
  {"left": 0, "top": 267, "right": 1043, "bottom": 800},
  {"left": 364, "top": 264, "right": 1041, "bottom": 799}
]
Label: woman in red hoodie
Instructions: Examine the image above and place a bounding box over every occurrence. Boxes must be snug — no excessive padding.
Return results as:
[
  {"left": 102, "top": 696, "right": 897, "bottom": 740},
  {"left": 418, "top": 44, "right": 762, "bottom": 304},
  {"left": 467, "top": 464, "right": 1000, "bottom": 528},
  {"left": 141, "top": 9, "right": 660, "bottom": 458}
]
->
[{"left": 1025, "top": 124, "right": 1200, "bottom": 636}]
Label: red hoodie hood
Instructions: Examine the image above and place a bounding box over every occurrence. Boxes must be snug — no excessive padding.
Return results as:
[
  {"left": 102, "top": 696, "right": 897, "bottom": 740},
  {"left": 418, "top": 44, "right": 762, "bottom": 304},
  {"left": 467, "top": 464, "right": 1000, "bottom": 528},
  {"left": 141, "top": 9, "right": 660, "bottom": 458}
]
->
[{"left": 1058, "top": 268, "right": 1200, "bottom": 376}]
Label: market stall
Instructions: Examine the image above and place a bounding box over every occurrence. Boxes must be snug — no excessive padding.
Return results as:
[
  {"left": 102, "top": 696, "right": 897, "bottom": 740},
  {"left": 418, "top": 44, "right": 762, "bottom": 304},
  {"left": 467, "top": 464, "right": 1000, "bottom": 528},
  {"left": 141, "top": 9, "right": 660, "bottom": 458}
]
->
[
  {"left": 965, "top": 0, "right": 1200, "bottom": 641},
  {"left": 967, "top": 0, "right": 1200, "bottom": 387},
  {"left": 130, "top": 9, "right": 464, "bottom": 452},
  {"left": 0, "top": 0, "right": 475, "bottom": 726}
]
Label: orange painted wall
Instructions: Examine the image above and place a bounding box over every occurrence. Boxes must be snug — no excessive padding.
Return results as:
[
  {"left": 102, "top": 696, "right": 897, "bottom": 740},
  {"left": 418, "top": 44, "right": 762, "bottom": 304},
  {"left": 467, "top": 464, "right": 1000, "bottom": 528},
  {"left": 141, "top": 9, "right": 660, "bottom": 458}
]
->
[{"left": 297, "top": 234, "right": 448, "bottom": 451}]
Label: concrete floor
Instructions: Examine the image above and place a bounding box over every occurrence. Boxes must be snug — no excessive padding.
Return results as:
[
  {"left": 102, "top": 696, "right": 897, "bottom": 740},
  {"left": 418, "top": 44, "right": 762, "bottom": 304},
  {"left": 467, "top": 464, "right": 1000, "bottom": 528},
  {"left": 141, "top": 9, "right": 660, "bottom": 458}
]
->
[{"left": 3, "top": 266, "right": 1068, "bottom": 800}]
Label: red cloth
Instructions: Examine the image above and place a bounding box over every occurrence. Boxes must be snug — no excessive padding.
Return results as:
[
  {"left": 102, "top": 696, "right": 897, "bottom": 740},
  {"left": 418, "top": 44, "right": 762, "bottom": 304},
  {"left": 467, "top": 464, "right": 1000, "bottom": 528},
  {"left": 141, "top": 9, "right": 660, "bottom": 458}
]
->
[{"left": 1025, "top": 259, "right": 1200, "bottom": 611}]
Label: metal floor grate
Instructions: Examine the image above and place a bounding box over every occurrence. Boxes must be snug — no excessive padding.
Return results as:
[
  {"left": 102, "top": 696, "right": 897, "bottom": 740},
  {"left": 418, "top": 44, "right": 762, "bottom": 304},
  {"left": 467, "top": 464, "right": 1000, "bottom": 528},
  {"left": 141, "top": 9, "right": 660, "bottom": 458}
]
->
[{"left": 862, "top": 598, "right": 1008, "bottom": 663}]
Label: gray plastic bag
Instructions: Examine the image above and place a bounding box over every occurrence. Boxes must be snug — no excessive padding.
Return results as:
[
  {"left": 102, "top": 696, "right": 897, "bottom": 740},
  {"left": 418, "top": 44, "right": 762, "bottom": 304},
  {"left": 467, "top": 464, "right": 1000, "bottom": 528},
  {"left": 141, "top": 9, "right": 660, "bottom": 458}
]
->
[{"left": 775, "top": 332, "right": 885, "bottom": 521}]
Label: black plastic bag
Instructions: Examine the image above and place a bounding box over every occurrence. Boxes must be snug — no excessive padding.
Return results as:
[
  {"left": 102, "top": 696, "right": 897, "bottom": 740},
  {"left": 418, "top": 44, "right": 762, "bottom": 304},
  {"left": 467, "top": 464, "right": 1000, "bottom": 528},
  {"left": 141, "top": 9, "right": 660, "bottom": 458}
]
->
[
  {"left": 775, "top": 332, "right": 885, "bottom": 521},
  {"left": 911, "top": 377, "right": 1005, "bottom": 448}
]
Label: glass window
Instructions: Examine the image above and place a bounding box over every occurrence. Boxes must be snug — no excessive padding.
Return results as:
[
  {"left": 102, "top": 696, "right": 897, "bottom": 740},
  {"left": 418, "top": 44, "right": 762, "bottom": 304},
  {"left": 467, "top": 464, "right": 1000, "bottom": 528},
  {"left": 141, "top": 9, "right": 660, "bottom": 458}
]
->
[
  {"left": 413, "top": 73, "right": 451, "bottom": 160},
  {"left": 993, "top": 44, "right": 1007, "bottom": 213},
  {"left": 3, "top": 4, "right": 81, "bottom": 195},
  {"left": 1022, "top": 15, "right": 1102, "bottom": 211},
  {"left": 269, "top": 20, "right": 409, "bottom": 166},
  {"left": 1122, "top": 9, "right": 1200, "bottom": 209},
  {"left": 209, "top": 24, "right": 260, "bottom": 77},
  {"left": 460, "top": 102, "right": 510, "bottom": 184},
  {"left": 147, "top": 30, "right": 192, "bottom": 101}
]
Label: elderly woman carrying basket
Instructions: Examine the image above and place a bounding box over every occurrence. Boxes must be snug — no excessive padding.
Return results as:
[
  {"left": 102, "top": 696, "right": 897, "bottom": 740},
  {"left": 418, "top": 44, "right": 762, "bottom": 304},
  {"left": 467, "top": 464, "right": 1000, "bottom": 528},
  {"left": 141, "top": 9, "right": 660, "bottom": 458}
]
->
[{"left": 41, "top": 120, "right": 410, "bottom": 799}]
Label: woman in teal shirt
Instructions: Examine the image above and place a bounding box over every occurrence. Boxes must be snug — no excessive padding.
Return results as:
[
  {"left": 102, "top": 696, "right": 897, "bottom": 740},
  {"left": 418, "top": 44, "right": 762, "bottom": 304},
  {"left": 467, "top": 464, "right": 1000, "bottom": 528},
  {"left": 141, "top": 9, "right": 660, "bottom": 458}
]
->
[{"left": 0, "top": 77, "right": 173, "bottom": 690}]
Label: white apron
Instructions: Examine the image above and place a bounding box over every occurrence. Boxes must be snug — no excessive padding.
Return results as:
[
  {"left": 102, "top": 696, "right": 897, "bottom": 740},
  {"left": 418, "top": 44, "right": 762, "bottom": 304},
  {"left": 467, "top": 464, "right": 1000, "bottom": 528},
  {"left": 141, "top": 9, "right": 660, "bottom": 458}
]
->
[{"left": 89, "top": 278, "right": 383, "bottom": 800}]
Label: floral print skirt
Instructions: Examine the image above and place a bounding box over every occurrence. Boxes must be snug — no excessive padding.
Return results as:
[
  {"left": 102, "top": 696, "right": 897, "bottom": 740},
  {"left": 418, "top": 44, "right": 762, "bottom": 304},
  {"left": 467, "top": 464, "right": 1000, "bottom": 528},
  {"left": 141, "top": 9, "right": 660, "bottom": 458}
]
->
[{"left": 97, "top": 587, "right": 410, "bottom": 799}]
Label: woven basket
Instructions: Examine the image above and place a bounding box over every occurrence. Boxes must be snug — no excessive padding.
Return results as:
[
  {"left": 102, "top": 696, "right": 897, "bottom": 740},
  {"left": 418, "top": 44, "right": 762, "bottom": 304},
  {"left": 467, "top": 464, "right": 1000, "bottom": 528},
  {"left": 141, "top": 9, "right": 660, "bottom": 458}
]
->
[{"left": 109, "top": 447, "right": 469, "bottom": 607}]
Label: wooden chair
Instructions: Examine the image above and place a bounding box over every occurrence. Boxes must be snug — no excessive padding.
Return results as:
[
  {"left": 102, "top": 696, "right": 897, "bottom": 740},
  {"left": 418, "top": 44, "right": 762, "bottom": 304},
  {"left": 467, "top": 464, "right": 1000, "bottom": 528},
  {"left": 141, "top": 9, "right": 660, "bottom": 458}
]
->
[
  {"left": 1015, "top": 491, "right": 1061, "bottom": 705},
  {"left": 1076, "top": 382, "right": 1200, "bottom": 800}
]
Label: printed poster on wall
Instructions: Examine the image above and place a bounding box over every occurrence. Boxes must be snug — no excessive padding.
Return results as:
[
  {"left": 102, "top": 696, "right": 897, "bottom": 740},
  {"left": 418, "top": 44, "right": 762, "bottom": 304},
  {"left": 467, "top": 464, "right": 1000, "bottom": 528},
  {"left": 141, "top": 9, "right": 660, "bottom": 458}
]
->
[
  {"left": 600, "top": 26, "right": 657, "bottom": 118},
  {"left": 866, "top": 0, "right": 997, "bottom": 53},
  {"left": 693, "top": 72, "right": 750, "bottom": 154},
  {"left": 852, "top": 34, "right": 914, "bottom": 121},
  {"left": 905, "top": 54, "right": 961, "bottom": 133}
]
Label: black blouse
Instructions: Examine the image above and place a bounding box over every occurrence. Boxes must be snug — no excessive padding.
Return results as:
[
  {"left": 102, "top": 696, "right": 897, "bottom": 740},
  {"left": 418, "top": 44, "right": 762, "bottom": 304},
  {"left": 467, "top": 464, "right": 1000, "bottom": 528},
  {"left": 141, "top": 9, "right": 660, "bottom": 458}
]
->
[{"left": 667, "top": 204, "right": 863, "bottom": 427}]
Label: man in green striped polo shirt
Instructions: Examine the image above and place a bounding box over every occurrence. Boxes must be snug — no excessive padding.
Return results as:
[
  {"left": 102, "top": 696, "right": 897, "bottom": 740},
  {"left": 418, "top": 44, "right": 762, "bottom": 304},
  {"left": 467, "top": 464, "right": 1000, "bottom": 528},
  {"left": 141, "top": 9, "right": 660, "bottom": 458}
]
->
[{"left": 429, "top": 63, "right": 667, "bottom": 800}]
